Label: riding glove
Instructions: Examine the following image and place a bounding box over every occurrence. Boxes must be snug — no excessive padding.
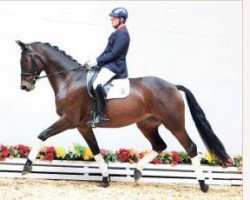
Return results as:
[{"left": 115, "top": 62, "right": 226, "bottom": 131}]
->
[{"left": 86, "top": 59, "right": 98, "bottom": 69}]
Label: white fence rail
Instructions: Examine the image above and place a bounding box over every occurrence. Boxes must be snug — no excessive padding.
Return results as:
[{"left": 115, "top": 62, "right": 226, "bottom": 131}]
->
[{"left": 0, "top": 159, "right": 242, "bottom": 186}]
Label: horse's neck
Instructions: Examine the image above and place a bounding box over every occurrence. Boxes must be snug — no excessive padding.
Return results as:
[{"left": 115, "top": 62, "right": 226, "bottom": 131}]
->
[{"left": 42, "top": 57, "right": 87, "bottom": 99}]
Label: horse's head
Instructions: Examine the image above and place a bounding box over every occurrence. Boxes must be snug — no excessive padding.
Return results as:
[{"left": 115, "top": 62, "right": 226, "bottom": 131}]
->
[{"left": 16, "top": 40, "right": 43, "bottom": 92}]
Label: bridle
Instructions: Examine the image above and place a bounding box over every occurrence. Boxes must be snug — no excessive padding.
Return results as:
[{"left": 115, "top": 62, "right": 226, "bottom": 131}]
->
[
  {"left": 21, "top": 48, "right": 88, "bottom": 83},
  {"left": 20, "top": 50, "right": 40, "bottom": 82}
]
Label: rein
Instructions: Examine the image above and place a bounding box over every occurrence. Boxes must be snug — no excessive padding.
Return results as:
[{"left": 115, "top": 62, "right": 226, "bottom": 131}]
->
[{"left": 37, "top": 65, "right": 87, "bottom": 80}]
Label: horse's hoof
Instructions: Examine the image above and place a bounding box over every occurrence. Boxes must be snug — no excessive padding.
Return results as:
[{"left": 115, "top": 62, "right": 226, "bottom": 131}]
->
[
  {"left": 99, "top": 177, "right": 110, "bottom": 188},
  {"left": 134, "top": 168, "right": 142, "bottom": 183},
  {"left": 199, "top": 180, "right": 209, "bottom": 193},
  {"left": 22, "top": 165, "right": 32, "bottom": 175},
  {"left": 200, "top": 184, "right": 209, "bottom": 193}
]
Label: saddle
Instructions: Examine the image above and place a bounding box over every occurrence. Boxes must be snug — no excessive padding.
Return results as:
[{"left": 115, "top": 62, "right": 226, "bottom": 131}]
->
[{"left": 87, "top": 67, "right": 130, "bottom": 100}]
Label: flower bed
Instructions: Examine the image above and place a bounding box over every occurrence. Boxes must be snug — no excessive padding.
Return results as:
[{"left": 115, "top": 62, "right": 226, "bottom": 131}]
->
[{"left": 0, "top": 144, "right": 242, "bottom": 170}]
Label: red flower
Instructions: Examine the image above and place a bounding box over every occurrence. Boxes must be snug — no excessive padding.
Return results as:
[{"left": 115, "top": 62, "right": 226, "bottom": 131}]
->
[
  {"left": 116, "top": 149, "right": 131, "bottom": 162},
  {"left": 15, "top": 145, "right": 30, "bottom": 158},
  {"left": 139, "top": 152, "right": 145, "bottom": 159},
  {"left": 152, "top": 159, "right": 162, "bottom": 164},
  {"left": 45, "top": 153, "right": 54, "bottom": 161},
  {"left": 171, "top": 161, "right": 178, "bottom": 166},
  {"left": 0, "top": 145, "right": 10, "bottom": 160},
  {"left": 1, "top": 149, "right": 9, "bottom": 158},
  {"left": 42, "top": 146, "right": 56, "bottom": 161},
  {"left": 0, "top": 145, "right": 7, "bottom": 151},
  {"left": 100, "top": 149, "right": 109, "bottom": 156},
  {"left": 171, "top": 151, "right": 182, "bottom": 165},
  {"left": 47, "top": 146, "right": 56, "bottom": 154},
  {"left": 17, "top": 145, "right": 30, "bottom": 154}
]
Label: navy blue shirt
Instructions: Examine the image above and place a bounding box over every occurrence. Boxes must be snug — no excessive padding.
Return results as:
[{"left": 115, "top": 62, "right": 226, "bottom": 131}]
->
[{"left": 97, "top": 25, "right": 130, "bottom": 79}]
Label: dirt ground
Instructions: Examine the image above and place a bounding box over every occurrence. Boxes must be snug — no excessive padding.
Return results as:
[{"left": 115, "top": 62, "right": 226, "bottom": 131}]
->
[{"left": 0, "top": 178, "right": 242, "bottom": 200}]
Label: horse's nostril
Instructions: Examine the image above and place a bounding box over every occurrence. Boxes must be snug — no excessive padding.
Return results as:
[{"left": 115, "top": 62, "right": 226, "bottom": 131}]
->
[{"left": 21, "top": 85, "right": 27, "bottom": 90}]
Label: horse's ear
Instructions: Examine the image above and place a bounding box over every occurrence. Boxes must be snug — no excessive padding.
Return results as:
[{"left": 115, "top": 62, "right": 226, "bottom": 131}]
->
[{"left": 16, "top": 40, "right": 28, "bottom": 50}]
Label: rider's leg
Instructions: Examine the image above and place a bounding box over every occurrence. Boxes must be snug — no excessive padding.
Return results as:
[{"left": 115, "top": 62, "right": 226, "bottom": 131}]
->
[
  {"left": 93, "top": 84, "right": 107, "bottom": 120},
  {"left": 88, "top": 67, "right": 115, "bottom": 126},
  {"left": 92, "top": 67, "right": 116, "bottom": 90}
]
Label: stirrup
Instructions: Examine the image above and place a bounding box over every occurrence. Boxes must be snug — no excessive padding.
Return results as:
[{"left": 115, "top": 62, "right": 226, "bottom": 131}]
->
[{"left": 87, "top": 115, "right": 108, "bottom": 128}]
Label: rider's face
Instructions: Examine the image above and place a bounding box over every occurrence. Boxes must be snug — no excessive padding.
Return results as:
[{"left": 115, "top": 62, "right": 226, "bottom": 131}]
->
[{"left": 111, "top": 16, "right": 120, "bottom": 29}]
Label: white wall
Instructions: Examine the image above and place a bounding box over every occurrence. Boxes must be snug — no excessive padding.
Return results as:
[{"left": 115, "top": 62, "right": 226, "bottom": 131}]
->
[{"left": 0, "top": 1, "right": 242, "bottom": 156}]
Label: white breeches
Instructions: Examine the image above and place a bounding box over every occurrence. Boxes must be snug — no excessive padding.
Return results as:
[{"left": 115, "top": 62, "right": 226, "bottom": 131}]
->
[{"left": 93, "top": 67, "right": 116, "bottom": 90}]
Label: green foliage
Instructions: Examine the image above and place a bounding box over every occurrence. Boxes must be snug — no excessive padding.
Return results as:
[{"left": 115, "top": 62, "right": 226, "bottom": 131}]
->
[
  {"left": 64, "top": 144, "right": 86, "bottom": 160},
  {"left": 233, "top": 155, "right": 243, "bottom": 170},
  {"left": 104, "top": 151, "right": 118, "bottom": 163},
  {"left": 178, "top": 151, "right": 191, "bottom": 164}
]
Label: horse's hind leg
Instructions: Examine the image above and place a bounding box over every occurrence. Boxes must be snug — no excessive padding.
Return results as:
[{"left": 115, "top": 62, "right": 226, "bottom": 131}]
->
[
  {"left": 134, "top": 117, "right": 166, "bottom": 182},
  {"left": 152, "top": 88, "right": 209, "bottom": 192},
  {"left": 161, "top": 112, "right": 209, "bottom": 192},
  {"left": 169, "top": 127, "right": 209, "bottom": 192}
]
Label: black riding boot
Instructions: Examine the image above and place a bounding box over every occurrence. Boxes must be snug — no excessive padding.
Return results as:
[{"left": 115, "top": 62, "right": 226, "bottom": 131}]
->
[{"left": 87, "top": 84, "right": 107, "bottom": 127}]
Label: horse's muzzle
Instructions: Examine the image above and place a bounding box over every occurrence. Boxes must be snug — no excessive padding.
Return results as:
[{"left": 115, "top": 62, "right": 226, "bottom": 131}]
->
[{"left": 20, "top": 79, "right": 35, "bottom": 91}]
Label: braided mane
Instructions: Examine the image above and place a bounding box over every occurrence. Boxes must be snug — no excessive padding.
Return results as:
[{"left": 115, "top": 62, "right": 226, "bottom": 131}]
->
[{"left": 40, "top": 42, "right": 83, "bottom": 67}]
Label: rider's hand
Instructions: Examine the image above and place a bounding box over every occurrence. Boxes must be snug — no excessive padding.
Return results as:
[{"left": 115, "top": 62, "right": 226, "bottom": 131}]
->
[{"left": 86, "top": 59, "right": 97, "bottom": 69}]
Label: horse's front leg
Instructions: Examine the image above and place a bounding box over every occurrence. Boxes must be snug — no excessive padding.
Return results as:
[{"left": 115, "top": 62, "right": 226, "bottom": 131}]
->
[
  {"left": 77, "top": 127, "right": 109, "bottom": 188},
  {"left": 22, "top": 116, "right": 74, "bottom": 175}
]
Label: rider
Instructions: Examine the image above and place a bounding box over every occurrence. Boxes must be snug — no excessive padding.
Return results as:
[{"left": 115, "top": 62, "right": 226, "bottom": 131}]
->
[{"left": 86, "top": 7, "right": 130, "bottom": 127}]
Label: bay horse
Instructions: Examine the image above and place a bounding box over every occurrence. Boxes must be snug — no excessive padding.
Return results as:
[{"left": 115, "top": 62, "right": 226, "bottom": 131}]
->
[{"left": 16, "top": 40, "right": 232, "bottom": 192}]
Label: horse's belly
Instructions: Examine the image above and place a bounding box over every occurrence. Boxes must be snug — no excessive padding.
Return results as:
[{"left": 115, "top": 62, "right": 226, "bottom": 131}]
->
[
  {"left": 104, "top": 100, "right": 152, "bottom": 128},
  {"left": 103, "top": 113, "right": 153, "bottom": 128}
]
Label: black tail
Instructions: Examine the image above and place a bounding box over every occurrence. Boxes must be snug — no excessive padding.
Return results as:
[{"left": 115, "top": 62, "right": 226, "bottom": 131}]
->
[{"left": 176, "top": 85, "right": 230, "bottom": 163}]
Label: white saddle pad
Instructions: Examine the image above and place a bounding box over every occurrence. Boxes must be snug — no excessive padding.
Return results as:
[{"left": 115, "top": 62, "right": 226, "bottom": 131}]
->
[{"left": 106, "top": 78, "right": 130, "bottom": 99}]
